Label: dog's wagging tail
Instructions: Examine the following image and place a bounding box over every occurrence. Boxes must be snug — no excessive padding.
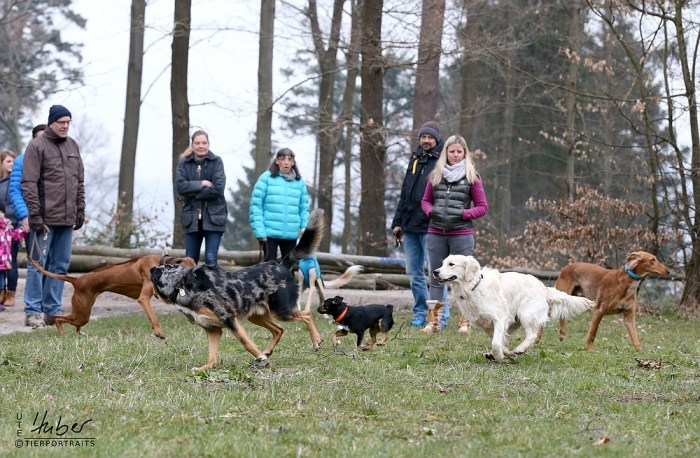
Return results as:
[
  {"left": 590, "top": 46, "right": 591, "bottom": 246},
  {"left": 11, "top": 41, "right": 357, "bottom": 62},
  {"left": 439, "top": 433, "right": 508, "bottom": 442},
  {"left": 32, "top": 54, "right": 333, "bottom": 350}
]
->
[{"left": 150, "top": 209, "right": 325, "bottom": 370}]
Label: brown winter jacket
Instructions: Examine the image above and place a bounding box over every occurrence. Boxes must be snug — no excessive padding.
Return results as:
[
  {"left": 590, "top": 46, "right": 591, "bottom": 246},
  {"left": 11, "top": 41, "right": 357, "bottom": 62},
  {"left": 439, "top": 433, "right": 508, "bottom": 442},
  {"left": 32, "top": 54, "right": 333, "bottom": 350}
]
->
[{"left": 21, "top": 126, "right": 85, "bottom": 226}]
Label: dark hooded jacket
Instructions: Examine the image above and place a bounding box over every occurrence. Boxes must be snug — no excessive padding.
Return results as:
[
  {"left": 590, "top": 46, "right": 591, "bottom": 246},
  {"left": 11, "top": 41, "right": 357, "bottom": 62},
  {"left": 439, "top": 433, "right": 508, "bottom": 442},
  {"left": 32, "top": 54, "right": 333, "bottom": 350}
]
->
[
  {"left": 176, "top": 151, "right": 227, "bottom": 233},
  {"left": 391, "top": 140, "right": 443, "bottom": 233}
]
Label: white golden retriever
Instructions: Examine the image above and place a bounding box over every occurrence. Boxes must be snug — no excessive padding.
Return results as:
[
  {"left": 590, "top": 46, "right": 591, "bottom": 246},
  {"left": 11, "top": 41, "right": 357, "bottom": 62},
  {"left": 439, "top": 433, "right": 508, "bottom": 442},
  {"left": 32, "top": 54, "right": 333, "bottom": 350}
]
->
[{"left": 433, "top": 255, "right": 595, "bottom": 362}]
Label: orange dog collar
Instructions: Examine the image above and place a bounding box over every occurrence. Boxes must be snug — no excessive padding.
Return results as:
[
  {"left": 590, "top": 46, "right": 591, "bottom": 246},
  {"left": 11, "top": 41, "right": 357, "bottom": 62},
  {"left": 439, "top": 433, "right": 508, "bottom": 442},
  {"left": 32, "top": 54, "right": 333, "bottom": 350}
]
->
[{"left": 335, "top": 306, "right": 348, "bottom": 323}]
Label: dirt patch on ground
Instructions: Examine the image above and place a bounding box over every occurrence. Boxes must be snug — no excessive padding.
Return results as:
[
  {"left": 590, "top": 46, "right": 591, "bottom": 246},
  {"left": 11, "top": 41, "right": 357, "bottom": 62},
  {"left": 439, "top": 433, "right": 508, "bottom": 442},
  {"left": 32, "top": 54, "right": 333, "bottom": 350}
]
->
[{"left": 0, "top": 270, "right": 414, "bottom": 336}]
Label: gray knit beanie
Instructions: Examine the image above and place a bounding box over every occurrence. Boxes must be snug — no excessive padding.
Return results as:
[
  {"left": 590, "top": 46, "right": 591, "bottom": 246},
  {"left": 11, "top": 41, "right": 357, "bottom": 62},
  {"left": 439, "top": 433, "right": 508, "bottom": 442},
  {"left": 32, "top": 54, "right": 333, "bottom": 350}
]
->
[{"left": 418, "top": 121, "right": 441, "bottom": 143}]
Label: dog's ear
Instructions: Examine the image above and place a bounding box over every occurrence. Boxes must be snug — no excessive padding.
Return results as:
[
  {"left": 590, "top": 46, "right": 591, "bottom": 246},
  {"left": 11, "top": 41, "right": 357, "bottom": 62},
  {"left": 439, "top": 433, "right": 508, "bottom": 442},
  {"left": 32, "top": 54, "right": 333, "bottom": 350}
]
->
[
  {"left": 627, "top": 252, "right": 641, "bottom": 269},
  {"left": 332, "top": 296, "right": 343, "bottom": 304},
  {"left": 464, "top": 256, "right": 480, "bottom": 281},
  {"left": 178, "top": 268, "right": 199, "bottom": 293}
]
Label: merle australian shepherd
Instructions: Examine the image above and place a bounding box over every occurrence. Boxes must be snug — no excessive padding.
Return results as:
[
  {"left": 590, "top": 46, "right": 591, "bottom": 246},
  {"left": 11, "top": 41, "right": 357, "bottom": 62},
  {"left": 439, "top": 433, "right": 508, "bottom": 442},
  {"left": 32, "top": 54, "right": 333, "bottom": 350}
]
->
[{"left": 150, "top": 210, "right": 325, "bottom": 369}]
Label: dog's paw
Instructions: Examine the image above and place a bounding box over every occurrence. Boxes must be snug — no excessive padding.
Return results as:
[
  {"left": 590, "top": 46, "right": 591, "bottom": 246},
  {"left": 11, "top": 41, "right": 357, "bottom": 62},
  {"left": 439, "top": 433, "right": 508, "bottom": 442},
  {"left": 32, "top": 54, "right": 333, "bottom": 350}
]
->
[
  {"left": 192, "top": 365, "right": 214, "bottom": 371},
  {"left": 252, "top": 357, "right": 270, "bottom": 368},
  {"left": 485, "top": 352, "right": 507, "bottom": 362}
]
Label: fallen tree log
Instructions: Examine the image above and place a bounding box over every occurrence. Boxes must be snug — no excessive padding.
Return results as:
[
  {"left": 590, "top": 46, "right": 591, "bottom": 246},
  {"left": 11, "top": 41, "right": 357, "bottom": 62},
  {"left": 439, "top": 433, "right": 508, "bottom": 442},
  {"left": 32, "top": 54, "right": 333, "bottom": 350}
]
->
[
  {"left": 68, "top": 246, "right": 408, "bottom": 274},
  {"left": 25, "top": 246, "right": 680, "bottom": 285}
]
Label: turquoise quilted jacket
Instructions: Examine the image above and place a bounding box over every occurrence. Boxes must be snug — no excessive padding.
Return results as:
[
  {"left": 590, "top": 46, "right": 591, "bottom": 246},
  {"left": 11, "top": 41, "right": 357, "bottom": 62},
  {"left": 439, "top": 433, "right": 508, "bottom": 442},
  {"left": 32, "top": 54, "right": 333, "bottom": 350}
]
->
[{"left": 249, "top": 171, "right": 309, "bottom": 240}]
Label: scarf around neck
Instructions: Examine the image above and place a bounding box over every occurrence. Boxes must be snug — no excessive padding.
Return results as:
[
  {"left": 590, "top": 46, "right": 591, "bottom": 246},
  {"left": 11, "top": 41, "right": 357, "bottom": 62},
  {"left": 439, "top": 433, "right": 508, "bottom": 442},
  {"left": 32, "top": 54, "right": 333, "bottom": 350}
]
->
[
  {"left": 443, "top": 161, "right": 466, "bottom": 183},
  {"left": 281, "top": 169, "right": 297, "bottom": 181}
]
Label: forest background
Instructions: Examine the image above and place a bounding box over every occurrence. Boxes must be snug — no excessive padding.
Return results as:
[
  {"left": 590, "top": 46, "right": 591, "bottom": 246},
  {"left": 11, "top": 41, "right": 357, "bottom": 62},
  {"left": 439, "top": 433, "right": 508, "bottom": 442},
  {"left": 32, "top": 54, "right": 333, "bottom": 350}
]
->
[{"left": 1, "top": 0, "right": 699, "bottom": 315}]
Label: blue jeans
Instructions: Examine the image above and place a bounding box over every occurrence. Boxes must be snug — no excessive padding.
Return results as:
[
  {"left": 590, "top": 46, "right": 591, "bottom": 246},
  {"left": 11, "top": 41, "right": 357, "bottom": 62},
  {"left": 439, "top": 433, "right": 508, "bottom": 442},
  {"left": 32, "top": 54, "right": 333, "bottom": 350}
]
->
[
  {"left": 403, "top": 231, "right": 430, "bottom": 323},
  {"left": 185, "top": 230, "right": 223, "bottom": 266},
  {"left": 24, "top": 226, "right": 73, "bottom": 318}
]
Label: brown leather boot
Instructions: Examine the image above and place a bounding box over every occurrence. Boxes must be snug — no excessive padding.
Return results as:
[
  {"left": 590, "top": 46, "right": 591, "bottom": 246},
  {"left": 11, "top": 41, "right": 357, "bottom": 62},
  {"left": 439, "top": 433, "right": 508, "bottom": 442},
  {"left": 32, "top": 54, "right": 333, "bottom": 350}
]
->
[
  {"left": 4, "top": 290, "right": 15, "bottom": 307},
  {"left": 457, "top": 312, "right": 471, "bottom": 333},
  {"left": 422, "top": 301, "right": 437, "bottom": 333},
  {"left": 422, "top": 300, "right": 444, "bottom": 333},
  {"left": 0, "top": 289, "right": 6, "bottom": 305}
]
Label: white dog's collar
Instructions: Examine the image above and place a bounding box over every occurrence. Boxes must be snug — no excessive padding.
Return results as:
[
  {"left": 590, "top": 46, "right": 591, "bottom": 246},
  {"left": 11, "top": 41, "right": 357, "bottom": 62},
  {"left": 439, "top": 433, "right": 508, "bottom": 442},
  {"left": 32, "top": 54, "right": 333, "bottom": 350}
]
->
[{"left": 470, "top": 274, "right": 484, "bottom": 291}]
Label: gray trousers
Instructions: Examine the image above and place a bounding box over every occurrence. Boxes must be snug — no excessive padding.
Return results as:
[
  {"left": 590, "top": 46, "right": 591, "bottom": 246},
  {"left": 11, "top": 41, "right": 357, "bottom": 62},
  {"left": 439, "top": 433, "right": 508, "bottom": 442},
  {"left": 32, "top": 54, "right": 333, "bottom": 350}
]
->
[{"left": 427, "top": 233, "right": 475, "bottom": 301}]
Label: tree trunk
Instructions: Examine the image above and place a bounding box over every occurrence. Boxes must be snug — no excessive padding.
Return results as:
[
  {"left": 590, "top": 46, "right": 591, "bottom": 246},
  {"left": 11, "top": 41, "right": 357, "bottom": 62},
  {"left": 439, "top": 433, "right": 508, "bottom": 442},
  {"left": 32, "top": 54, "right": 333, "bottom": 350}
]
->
[
  {"left": 412, "top": 0, "right": 445, "bottom": 145},
  {"left": 170, "top": 0, "right": 191, "bottom": 249},
  {"left": 358, "top": 0, "right": 386, "bottom": 256},
  {"left": 253, "top": 0, "right": 275, "bottom": 249},
  {"left": 116, "top": 0, "right": 146, "bottom": 248},
  {"left": 672, "top": 1, "right": 700, "bottom": 314},
  {"left": 340, "top": 0, "right": 361, "bottom": 254},
  {"left": 255, "top": 0, "right": 275, "bottom": 180},
  {"left": 498, "top": 66, "right": 514, "bottom": 252},
  {"left": 564, "top": 3, "right": 582, "bottom": 202},
  {"left": 308, "top": 0, "right": 346, "bottom": 251},
  {"left": 601, "top": 30, "right": 615, "bottom": 194}
]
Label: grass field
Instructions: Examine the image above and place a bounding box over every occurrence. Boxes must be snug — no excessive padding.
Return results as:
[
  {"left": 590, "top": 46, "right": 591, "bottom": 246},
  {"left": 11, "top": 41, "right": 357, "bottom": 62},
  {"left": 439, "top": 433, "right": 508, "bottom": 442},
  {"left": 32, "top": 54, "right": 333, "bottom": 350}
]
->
[{"left": 0, "top": 307, "right": 698, "bottom": 457}]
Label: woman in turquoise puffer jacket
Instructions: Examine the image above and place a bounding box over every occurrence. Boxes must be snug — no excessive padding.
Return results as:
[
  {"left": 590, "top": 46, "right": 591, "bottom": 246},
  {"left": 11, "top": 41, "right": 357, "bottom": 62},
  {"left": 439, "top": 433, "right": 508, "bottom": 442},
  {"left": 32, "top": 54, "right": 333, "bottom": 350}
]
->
[{"left": 250, "top": 148, "right": 309, "bottom": 265}]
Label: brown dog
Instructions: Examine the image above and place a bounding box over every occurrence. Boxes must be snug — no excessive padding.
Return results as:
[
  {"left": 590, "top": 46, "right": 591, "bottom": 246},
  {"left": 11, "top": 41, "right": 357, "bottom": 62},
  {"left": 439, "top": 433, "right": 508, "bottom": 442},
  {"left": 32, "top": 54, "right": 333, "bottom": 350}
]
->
[
  {"left": 555, "top": 251, "right": 669, "bottom": 352},
  {"left": 29, "top": 254, "right": 196, "bottom": 338}
]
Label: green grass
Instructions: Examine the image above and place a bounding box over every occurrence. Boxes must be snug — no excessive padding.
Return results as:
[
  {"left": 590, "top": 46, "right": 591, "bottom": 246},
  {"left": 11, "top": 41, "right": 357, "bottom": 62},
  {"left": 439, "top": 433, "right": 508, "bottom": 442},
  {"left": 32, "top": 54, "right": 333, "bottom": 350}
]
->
[{"left": 0, "top": 308, "right": 698, "bottom": 457}]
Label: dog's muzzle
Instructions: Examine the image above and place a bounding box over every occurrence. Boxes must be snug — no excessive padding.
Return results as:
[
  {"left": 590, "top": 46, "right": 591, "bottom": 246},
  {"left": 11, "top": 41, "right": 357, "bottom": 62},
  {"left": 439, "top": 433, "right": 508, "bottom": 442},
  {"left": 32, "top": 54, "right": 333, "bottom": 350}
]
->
[
  {"left": 432, "top": 269, "right": 456, "bottom": 284},
  {"left": 150, "top": 267, "right": 163, "bottom": 283}
]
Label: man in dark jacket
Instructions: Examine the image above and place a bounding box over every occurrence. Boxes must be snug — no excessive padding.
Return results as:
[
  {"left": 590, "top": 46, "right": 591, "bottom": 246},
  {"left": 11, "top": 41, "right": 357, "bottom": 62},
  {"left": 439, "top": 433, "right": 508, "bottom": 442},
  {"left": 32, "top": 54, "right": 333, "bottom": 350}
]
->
[
  {"left": 21, "top": 105, "right": 85, "bottom": 329},
  {"left": 391, "top": 121, "right": 443, "bottom": 327}
]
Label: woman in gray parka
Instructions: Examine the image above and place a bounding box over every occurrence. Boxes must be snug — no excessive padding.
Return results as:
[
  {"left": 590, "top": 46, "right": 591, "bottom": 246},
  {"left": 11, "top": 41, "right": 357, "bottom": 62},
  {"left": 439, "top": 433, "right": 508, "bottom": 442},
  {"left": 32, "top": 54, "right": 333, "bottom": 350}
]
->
[{"left": 176, "top": 130, "right": 227, "bottom": 266}]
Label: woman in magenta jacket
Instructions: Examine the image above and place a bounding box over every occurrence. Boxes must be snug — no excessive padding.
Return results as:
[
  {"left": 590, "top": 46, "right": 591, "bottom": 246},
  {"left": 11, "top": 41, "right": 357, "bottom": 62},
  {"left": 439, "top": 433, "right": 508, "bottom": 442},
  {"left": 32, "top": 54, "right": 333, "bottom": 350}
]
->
[{"left": 421, "top": 135, "right": 489, "bottom": 331}]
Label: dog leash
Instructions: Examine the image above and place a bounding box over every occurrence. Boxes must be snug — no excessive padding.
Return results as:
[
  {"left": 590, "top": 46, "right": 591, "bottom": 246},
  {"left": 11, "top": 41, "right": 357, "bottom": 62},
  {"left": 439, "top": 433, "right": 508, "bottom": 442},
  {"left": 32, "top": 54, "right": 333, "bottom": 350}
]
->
[{"left": 29, "top": 225, "right": 50, "bottom": 266}]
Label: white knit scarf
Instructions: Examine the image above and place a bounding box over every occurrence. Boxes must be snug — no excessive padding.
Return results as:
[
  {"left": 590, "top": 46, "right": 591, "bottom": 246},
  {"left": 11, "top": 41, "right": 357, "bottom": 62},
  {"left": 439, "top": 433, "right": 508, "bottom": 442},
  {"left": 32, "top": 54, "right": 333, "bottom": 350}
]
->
[{"left": 442, "top": 161, "right": 466, "bottom": 183}]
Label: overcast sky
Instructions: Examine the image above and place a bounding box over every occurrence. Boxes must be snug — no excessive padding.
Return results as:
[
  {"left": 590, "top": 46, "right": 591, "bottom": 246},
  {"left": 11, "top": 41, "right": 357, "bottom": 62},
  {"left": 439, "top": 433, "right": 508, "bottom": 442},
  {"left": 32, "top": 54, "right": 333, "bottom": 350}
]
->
[{"left": 43, "top": 0, "right": 317, "bottom": 233}]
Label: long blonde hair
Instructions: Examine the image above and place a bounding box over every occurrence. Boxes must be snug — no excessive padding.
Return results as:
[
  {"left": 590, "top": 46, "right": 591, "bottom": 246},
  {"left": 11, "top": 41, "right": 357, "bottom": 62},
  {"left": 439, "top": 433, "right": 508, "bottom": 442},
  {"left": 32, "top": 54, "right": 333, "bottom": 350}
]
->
[
  {"left": 179, "top": 130, "right": 210, "bottom": 158},
  {"left": 430, "top": 135, "right": 478, "bottom": 186},
  {"left": 0, "top": 150, "right": 17, "bottom": 180}
]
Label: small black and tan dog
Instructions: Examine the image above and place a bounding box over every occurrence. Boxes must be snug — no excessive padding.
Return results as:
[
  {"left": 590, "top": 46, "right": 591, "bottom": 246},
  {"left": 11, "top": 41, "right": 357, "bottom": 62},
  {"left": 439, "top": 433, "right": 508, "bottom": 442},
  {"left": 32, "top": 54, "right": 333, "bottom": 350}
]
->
[{"left": 317, "top": 296, "right": 394, "bottom": 350}]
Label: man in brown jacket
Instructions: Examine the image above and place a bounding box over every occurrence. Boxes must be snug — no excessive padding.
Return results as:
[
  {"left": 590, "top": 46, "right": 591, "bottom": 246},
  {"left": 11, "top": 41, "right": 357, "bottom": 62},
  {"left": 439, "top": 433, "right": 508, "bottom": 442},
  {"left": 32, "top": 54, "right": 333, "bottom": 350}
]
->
[{"left": 21, "top": 104, "right": 85, "bottom": 328}]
